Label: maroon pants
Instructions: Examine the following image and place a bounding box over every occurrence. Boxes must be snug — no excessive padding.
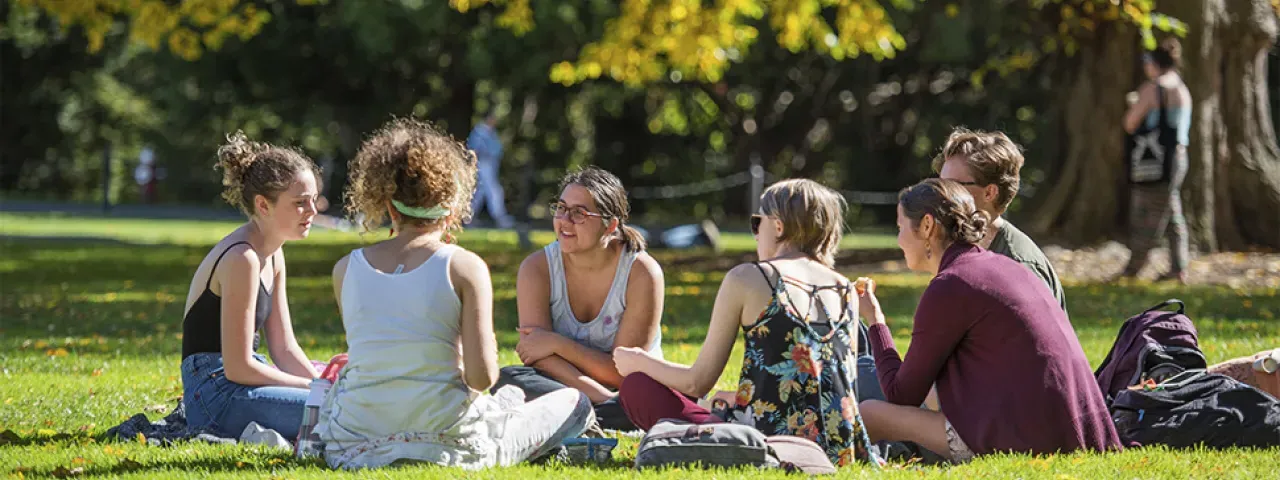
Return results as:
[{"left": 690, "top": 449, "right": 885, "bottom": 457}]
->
[{"left": 618, "top": 373, "right": 722, "bottom": 430}]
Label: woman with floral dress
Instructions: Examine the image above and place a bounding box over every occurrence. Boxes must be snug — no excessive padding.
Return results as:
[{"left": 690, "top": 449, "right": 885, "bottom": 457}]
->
[{"left": 612, "top": 179, "right": 881, "bottom": 467}]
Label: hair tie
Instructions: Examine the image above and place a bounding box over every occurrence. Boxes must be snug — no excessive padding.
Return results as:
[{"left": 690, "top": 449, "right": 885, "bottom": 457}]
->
[{"left": 392, "top": 199, "right": 450, "bottom": 220}]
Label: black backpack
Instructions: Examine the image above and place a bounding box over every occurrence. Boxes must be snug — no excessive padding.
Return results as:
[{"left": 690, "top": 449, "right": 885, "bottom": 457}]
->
[{"left": 1111, "top": 370, "right": 1280, "bottom": 449}]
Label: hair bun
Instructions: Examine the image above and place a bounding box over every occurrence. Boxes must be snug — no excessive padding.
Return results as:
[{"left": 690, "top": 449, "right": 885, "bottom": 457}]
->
[
  {"left": 215, "top": 131, "right": 261, "bottom": 211},
  {"left": 958, "top": 210, "right": 989, "bottom": 244},
  {"left": 213, "top": 131, "right": 316, "bottom": 215}
]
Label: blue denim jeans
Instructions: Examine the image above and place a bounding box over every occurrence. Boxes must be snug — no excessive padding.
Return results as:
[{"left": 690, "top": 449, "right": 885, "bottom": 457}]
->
[{"left": 181, "top": 353, "right": 308, "bottom": 440}]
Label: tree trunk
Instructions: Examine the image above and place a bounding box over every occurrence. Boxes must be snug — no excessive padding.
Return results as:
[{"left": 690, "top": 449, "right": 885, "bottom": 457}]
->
[
  {"left": 1218, "top": 0, "right": 1280, "bottom": 249},
  {"left": 1165, "top": 0, "right": 1225, "bottom": 252},
  {"left": 1167, "top": 0, "right": 1280, "bottom": 251},
  {"left": 1027, "top": 23, "right": 1139, "bottom": 245}
]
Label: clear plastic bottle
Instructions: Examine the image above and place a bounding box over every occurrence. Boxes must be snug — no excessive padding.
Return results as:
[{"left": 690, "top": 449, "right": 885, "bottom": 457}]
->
[{"left": 295, "top": 378, "right": 332, "bottom": 458}]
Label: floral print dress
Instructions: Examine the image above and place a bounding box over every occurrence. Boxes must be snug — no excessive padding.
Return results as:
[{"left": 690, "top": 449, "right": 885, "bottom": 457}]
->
[{"left": 723, "top": 262, "right": 882, "bottom": 467}]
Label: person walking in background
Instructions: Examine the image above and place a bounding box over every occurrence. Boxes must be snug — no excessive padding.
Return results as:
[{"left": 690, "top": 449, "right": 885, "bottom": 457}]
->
[
  {"left": 135, "top": 147, "right": 158, "bottom": 204},
  {"left": 468, "top": 110, "right": 516, "bottom": 229},
  {"left": 1118, "top": 38, "right": 1192, "bottom": 285}
]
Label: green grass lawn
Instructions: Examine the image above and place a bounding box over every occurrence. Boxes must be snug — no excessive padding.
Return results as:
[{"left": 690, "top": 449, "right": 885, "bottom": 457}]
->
[{"left": 1, "top": 213, "right": 1278, "bottom": 478}]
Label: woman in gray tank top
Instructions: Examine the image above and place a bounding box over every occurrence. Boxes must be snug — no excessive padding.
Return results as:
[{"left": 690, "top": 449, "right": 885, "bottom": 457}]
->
[{"left": 491, "top": 167, "right": 666, "bottom": 431}]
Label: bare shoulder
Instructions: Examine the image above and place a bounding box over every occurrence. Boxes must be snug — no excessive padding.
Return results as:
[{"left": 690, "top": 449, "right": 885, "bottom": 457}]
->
[
  {"left": 218, "top": 242, "right": 260, "bottom": 271},
  {"left": 518, "top": 249, "right": 549, "bottom": 277},
  {"left": 449, "top": 247, "right": 491, "bottom": 285},
  {"left": 210, "top": 243, "right": 259, "bottom": 294},
  {"left": 723, "top": 262, "right": 772, "bottom": 294},
  {"left": 450, "top": 247, "right": 489, "bottom": 271},
  {"left": 629, "top": 251, "right": 664, "bottom": 284}
]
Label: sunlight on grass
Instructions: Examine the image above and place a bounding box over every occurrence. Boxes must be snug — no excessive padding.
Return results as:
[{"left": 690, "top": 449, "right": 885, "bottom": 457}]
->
[
  {"left": 2, "top": 215, "right": 1278, "bottom": 478},
  {"left": 0, "top": 212, "right": 897, "bottom": 252}
]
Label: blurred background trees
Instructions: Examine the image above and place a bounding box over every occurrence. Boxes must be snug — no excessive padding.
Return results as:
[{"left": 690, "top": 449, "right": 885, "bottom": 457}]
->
[{"left": 5, "top": 0, "right": 1278, "bottom": 249}]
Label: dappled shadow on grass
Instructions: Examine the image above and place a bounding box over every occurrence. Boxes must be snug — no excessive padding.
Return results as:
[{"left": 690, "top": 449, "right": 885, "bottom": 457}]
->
[
  {"left": 6, "top": 237, "right": 1277, "bottom": 355},
  {"left": 9, "top": 448, "right": 311, "bottom": 478}
]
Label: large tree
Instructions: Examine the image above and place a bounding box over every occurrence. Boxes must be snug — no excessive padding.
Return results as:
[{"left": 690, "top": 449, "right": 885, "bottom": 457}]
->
[
  {"left": 996, "top": 1, "right": 1280, "bottom": 250},
  {"left": 1163, "top": 0, "right": 1280, "bottom": 251}
]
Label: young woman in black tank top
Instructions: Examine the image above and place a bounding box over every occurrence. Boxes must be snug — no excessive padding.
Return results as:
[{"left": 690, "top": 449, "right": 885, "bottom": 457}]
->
[{"left": 178, "top": 132, "right": 323, "bottom": 440}]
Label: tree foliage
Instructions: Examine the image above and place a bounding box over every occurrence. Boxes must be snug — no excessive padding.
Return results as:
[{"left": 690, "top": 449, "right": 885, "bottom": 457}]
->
[
  {"left": 12, "top": 0, "right": 283, "bottom": 59},
  {"left": 8, "top": 0, "right": 1280, "bottom": 246}
]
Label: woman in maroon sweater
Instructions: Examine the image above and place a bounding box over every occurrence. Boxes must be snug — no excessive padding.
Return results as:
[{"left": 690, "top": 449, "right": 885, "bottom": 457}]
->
[{"left": 856, "top": 178, "right": 1121, "bottom": 462}]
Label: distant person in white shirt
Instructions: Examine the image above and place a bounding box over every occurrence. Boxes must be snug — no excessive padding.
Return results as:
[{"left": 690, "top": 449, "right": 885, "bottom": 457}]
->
[
  {"left": 135, "top": 147, "right": 158, "bottom": 204},
  {"left": 467, "top": 111, "right": 515, "bottom": 229}
]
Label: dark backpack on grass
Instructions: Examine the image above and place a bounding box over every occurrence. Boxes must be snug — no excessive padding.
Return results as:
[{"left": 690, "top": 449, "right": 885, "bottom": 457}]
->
[
  {"left": 1110, "top": 370, "right": 1280, "bottom": 448},
  {"left": 1095, "top": 299, "right": 1207, "bottom": 403}
]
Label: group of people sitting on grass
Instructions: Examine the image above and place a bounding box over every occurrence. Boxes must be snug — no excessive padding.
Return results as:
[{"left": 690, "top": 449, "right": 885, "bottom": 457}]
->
[{"left": 175, "top": 119, "right": 1126, "bottom": 470}]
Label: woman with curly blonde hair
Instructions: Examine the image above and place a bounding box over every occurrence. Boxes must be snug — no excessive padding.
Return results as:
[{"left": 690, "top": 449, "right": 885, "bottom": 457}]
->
[
  {"left": 179, "top": 132, "right": 322, "bottom": 440},
  {"left": 314, "top": 118, "right": 592, "bottom": 470}
]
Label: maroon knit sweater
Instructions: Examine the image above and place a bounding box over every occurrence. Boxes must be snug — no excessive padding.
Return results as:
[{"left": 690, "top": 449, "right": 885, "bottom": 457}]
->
[{"left": 869, "top": 243, "right": 1122, "bottom": 456}]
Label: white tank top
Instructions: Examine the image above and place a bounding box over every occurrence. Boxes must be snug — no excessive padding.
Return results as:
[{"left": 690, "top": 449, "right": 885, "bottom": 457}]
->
[
  {"left": 545, "top": 241, "right": 663, "bottom": 358},
  {"left": 327, "top": 245, "right": 480, "bottom": 435}
]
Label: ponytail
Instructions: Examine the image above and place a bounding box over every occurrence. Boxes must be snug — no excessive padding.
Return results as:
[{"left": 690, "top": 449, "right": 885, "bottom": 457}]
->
[{"left": 616, "top": 224, "right": 647, "bottom": 252}]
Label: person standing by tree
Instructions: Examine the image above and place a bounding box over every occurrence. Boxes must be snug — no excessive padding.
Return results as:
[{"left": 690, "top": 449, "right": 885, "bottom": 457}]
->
[{"left": 1118, "top": 38, "right": 1192, "bottom": 285}]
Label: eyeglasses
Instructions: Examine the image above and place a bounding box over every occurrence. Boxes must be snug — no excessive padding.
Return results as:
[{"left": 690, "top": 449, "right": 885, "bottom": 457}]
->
[
  {"left": 750, "top": 215, "right": 765, "bottom": 235},
  {"left": 549, "top": 202, "right": 607, "bottom": 224}
]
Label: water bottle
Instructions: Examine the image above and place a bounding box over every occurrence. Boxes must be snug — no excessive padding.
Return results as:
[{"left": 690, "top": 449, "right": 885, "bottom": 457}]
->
[
  {"left": 295, "top": 353, "right": 347, "bottom": 459},
  {"left": 295, "top": 378, "right": 331, "bottom": 458}
]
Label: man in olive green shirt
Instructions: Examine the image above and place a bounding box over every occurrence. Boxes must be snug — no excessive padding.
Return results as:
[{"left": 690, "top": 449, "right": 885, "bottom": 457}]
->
[{"left": 934, "top": 128, "right": 1068, "bottom": 314}]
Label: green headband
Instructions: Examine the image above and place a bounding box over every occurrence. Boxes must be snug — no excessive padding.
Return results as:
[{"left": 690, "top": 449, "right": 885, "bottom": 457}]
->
[{"left": 392, "top": 200, "right": 451, "bottom": 220}]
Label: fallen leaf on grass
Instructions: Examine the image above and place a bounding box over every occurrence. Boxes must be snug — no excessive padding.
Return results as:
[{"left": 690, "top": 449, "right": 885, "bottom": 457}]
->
[
  {"left": 0, "top": 430, "right": 20, "bottom": 445},
  {"left": 143, "top": 404, "right": 167, "bottom": 413},
  {"left": 50, "top": 466, "right": 84, "bottom": 478}
]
